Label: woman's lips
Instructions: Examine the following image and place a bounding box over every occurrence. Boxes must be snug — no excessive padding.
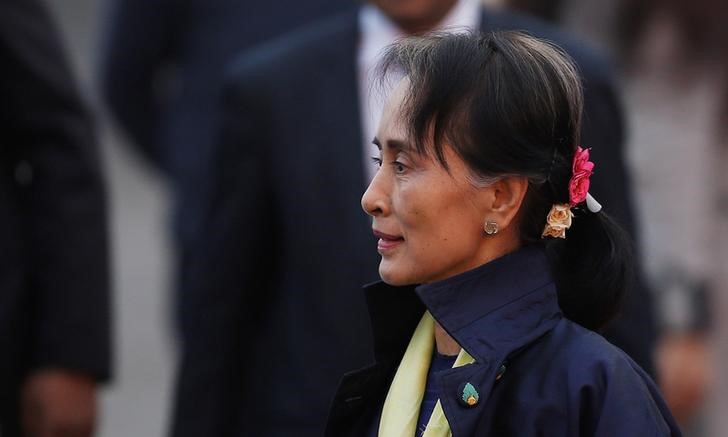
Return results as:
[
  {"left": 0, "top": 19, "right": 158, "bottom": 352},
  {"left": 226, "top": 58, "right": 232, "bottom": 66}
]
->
[{"left": 373, "top": 229, "right": 404, "bottom": 253}]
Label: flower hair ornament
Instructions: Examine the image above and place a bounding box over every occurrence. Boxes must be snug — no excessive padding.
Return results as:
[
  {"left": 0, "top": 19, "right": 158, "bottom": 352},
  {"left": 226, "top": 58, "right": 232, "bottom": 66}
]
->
[{"left": 541, "top": 146, "right": 602, "bottom": 239}]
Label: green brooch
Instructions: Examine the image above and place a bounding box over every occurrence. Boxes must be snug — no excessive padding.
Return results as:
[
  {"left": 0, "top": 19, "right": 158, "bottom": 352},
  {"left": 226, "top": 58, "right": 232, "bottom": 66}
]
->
[{"left": 460, "top": 382, "right": 479, "bottom": 407}]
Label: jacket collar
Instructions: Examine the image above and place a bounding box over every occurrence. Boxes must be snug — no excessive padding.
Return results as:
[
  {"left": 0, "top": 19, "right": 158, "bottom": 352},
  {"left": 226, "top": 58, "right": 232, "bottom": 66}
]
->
[
  {"left": 364, "top": 244, "right": 563, "bottom": 366},
  {"left": 416, "top": 245, "right": 561, "bottom": 360},
  {"left": 362, "top": 246, "right": 563, "bottom": 436}
]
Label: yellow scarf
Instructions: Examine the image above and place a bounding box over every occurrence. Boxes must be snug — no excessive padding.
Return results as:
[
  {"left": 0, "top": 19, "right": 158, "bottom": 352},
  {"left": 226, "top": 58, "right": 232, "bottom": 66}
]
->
[{"left": 378, "top": 311, "right": 475, "bottom": 437}]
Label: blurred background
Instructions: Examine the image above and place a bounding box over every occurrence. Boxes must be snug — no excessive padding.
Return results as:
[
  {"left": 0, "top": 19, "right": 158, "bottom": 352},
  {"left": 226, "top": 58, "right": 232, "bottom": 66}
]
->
[{"left": 6, "top": 0, "right": 726, "bottom": 435}]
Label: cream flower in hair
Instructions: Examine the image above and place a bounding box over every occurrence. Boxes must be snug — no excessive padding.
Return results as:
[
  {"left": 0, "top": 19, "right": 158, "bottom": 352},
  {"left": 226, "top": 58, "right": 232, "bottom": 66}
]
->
[{"left": 542, "top": 203, "right": 573, "bottom": 239}]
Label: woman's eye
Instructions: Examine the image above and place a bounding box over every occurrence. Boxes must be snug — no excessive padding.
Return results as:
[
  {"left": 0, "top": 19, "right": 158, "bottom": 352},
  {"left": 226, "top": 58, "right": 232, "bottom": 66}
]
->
[{"left": 371, "top": 156, "right": 407, "bottom": 173}]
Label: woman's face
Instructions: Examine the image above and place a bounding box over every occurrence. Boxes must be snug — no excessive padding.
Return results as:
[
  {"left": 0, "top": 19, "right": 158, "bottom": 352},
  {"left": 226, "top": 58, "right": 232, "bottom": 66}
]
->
[{"left": 362, "top": 80, "right": 494, "bottom": 286}]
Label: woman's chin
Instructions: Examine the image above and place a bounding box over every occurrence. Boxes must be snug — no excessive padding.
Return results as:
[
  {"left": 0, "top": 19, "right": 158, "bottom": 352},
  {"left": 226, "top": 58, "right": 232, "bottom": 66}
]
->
[{"left": 378, "top": 263, "right": 417, "bottom": 286}]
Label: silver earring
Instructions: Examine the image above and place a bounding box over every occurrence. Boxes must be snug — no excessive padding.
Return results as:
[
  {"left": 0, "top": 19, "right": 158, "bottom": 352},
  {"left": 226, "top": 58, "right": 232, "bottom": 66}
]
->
[{"left": 484, "top": 220, "right": 498, "bottom": 235}]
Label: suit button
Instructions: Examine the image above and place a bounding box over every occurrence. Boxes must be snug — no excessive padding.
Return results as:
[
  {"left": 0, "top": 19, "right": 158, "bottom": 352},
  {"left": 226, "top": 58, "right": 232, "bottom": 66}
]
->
[{"left": 457, "top": 382, "right": 479, "bottom": 407}]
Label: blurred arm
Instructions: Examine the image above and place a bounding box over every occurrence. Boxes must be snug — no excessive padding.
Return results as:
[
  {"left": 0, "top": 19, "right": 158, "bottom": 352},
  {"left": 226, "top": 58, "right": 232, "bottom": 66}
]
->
[
  {"left": 0, "top": 0, "right": 110, "bottom": 435},
  {"left": 0, "top": 0, "right": 111, "bottom": 384}
]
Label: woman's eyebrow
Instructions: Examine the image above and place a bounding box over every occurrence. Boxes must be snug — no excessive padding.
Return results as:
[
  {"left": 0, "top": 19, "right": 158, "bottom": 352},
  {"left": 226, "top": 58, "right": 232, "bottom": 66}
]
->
[
  {"left": 372, "top": 136, "right": 411, "bottom": 153},
  {"left": 388, "top": 139, "right": 411, "bottom": 153}
]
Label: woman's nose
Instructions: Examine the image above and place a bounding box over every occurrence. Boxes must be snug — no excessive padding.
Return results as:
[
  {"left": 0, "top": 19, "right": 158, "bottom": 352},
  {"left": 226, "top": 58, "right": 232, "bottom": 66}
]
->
[{"left": 361, "top": 173, "right": 389, "bottom": 217}]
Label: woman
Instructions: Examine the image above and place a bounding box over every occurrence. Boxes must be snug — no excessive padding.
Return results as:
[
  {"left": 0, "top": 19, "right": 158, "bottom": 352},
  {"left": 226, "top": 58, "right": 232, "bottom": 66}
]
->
[{"left": 326, "top": 31, "right": 681, "bottom": 436}]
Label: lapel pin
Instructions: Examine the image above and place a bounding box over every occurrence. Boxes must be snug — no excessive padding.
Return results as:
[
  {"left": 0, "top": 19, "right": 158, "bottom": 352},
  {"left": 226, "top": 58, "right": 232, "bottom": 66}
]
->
[{"left": 458, "top": 382, "right": 479, "bottom": 408}]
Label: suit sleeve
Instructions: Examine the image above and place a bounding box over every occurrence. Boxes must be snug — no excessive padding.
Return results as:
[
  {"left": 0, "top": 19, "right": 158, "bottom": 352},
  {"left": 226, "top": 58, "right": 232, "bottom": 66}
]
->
[
  {"left": 98, "top": 0, "right": 179, "bottom": 171},
  {"left": 170, "top": 71, "right": 277, "bottom": 436},
  {"left": 579, "top": 64, "right": 658, "bottom": 376},
  {"left": 0, "top": 0, "right": 111, "bottom": 381}
]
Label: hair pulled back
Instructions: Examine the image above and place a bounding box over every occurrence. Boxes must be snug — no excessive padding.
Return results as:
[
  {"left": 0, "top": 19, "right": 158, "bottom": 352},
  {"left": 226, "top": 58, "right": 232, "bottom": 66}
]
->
[{"left": 377, "top": 31, "right": 634, "bottom": 331}]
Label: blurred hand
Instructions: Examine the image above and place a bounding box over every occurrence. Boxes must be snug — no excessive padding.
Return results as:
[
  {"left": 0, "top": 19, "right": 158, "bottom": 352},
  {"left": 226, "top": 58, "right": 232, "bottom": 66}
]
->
[
  {"left": 656, "top": 332, "right": 712, "bottom": 425},
  {"left": 21, "top": 369, "right": 97, "bottom": 437}
]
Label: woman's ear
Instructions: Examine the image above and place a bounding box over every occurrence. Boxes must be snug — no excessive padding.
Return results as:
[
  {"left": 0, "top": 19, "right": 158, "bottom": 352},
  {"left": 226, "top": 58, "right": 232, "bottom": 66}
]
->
[{"left": 486, "top": 176, "right": 529, "bottom": 231}]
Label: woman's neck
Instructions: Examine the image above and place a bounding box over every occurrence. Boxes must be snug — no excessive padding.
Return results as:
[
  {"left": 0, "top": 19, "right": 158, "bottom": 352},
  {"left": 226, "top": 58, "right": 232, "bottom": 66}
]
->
[{"left": 434, "top": 321, "right": 461, "bottom": 356}]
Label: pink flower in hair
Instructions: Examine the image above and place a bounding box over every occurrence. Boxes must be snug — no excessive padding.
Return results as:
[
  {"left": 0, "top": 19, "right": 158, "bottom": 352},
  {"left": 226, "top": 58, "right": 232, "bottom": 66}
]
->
[{"left": 569, "top": 146, "right": 594, "bottom": 206}]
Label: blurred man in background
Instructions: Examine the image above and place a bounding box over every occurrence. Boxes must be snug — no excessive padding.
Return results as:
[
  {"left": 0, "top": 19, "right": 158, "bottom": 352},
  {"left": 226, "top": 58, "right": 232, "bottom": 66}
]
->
[
  {"left": 175, "top": 0, "right": 655, "bottom": 435},
  {"left": 0, "top": 0, "right": 111, "bottom": 435},
  {"left": 99, "top": 0, "right": 355, "bottom": 332}
]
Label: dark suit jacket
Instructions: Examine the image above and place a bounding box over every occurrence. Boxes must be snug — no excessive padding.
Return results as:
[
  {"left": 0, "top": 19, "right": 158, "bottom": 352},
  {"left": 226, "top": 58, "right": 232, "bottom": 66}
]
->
[
  {"left": 326, "top": 247, "right": 679, "bottom": 436},
  {"left": 173, "top": 7, "right": 656, "bottom": 437},
  {"left": 0, "top": 0, "right": 110, "bottom": 432},
  {"left": 99, "top": 0, "right": 356, "bottom": 278}
]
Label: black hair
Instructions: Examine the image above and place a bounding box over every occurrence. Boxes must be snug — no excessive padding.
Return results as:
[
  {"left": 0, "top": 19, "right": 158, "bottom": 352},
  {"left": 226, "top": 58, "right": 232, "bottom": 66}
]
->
[{"left": 377, "top": 31, "right": 634, "bottom": 331}]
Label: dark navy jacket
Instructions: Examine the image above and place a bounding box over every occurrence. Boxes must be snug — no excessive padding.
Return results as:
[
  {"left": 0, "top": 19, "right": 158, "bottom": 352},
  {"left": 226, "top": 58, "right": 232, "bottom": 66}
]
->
[{"left": 327, "top": 246, "right": 680, "bottom": 436}]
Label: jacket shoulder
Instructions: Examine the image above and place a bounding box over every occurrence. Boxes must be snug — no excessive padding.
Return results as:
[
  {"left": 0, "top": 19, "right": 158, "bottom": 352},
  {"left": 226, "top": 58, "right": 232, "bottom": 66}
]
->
[
  {"left": 544, "top": 320, "right": 680, "bottom": 435},
  {"left": 223, "top": 9, "right": 357, "bottom": 91},
  {"left": 538, "top": 319, "right": 650, "bottom": 386}
]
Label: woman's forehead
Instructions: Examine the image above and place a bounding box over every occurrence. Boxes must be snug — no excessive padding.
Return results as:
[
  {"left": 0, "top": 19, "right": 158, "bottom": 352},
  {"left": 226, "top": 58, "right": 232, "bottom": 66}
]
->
[{"left": 377, "top": 80, "right": 410, "bottom": 146}]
